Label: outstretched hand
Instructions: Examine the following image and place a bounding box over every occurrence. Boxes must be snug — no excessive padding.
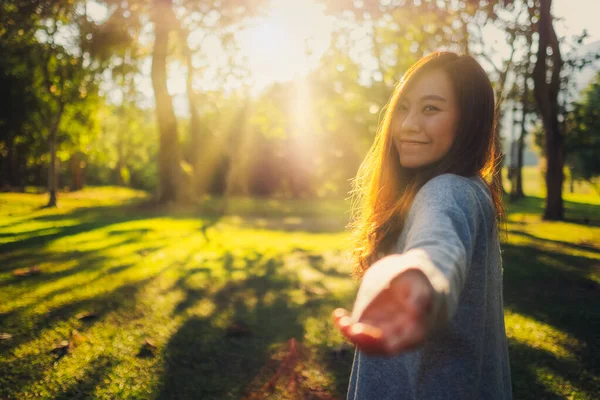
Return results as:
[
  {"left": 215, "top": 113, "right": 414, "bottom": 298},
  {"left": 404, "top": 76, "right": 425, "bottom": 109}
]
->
[{"left": 332, "top": 268, "right": 434, "bottom": 356}]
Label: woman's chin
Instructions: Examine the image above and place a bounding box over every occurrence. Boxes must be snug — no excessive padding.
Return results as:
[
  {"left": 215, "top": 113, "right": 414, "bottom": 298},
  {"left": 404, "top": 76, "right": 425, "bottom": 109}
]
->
[{"left": 399, "top": 160, "right": 426, "bottom": 169}]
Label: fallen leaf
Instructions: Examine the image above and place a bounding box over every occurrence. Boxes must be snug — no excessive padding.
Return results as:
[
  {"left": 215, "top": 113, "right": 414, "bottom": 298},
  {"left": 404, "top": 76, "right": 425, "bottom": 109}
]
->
[
  {"left": 137, "top": 338, "right": 158, "bottom": 358},
  {"left": 52, "top": 340, "right": 70, "bottom": 353},
  {"left": 0, "top": 333, "right": 13, "bottom": 341},
  {"left": 75, "top": 311, "right": 97, "bottom": 321},
  {"left": 12, "top": 266, "right": 41, "bottom": 277},
  {"left": 71, "top": 329, "right": 87, "bottom": 347}
]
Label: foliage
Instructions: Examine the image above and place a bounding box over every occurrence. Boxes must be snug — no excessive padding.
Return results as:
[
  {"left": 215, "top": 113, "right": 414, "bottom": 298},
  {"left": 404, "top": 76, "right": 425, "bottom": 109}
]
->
[
  {"left": 565, "top": 72, "right": 600, "bottom": 185},
  {"left": 0, "top": 0, "right": 595, "bottom": 210},
  {"left": 0, "top": 0, "right": 104, "bottom": 197},
  {"left": 87, "top": 103, "right": 158, "bottom": 191},
  {"left": 533, "top": 72, "right": 600, "bottom": 192}
]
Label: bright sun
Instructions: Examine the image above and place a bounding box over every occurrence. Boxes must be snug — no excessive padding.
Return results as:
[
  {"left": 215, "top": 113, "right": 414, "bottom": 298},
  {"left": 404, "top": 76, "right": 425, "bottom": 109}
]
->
[{"left": 237, "top": 0, "right": 334, "bottom": 89}]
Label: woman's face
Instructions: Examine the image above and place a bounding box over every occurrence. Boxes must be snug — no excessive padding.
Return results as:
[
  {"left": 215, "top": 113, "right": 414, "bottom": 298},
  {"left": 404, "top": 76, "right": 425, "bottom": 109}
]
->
[{"left": 391, "top": 68, "right": 460, "bottom": 169}]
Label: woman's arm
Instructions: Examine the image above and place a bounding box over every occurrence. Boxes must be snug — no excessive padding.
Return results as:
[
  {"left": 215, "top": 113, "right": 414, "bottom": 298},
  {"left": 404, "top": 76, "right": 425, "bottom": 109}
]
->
[{"left": 333, "top": 174, "right": 484, "bottom": 356}]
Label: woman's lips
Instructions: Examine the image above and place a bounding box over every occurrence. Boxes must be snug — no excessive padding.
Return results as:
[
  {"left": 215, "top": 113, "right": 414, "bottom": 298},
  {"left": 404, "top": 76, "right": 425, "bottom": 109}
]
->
[{"left": 399, "top": 140, "right": 429, "bottom": 145}]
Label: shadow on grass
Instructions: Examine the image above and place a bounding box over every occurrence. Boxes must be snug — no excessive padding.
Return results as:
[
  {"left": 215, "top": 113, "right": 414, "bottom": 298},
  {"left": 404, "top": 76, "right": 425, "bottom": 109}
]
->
[
  {"left": 7, "top": 194, "right": 598, "bottom": 398},
  {"left": 0, "top": 207, "right": 354, "bottom": 399},
  {"left": 0, "top": 197, "right": 343, "bottom": 397},
  {"left": 226, "top": 215, "right": 349, "bottom": 233},
  {"left": 502, "top": 241, "right": 600, "bottom": 397},
  {"left": 507, "top": 196, "right": 600, "bottom": 226},
  {"left": 0, "top": 205, "right": 156, "bottom": 273},
  {"left": 156, "top": 252, "right": 352, "bottom": 400},
  {"left": 508, "top": 338, "right": 578, "bottom": 400},
  {"left": 53, "top": 355, "right": 116, "bottom": 400},
  {"left": 0, "top": 201, "right": 222, "bottom": 266},
  {"left": 509, "top": 230, "right": 600, "bottom": 255},
  {"left": 0, "top": 273, "right": 169, "bottom": 398},
  {"left": 0, "top": 202, "right": 223, "bottom": 352}
]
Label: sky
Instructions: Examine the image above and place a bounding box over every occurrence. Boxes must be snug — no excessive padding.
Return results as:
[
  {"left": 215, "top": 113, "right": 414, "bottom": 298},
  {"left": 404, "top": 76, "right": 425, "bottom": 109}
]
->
[{"left": 553, "top": 0, "right": 600, "bottom": 41}]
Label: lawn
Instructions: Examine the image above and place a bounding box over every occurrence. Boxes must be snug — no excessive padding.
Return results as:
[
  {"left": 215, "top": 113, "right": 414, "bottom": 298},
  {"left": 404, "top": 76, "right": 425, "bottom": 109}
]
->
[{"left": 0, "top": 176, "right": 599, "bottom": 399}]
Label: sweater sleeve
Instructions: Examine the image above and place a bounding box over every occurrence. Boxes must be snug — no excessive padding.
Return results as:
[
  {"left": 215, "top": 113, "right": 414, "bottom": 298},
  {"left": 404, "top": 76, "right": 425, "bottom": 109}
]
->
[
  {"left": 350, "top": 174, "right": 484, "bottom": 331},
  {"left": 399, "top": 174, "right": 483, "bottom": 329}
]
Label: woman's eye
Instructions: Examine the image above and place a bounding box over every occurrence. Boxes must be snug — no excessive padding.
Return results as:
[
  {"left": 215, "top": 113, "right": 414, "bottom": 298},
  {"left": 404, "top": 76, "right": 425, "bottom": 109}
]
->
[
  {"left": 423, "top": 105, "right": 439, "bottom": 112},
  {"left": 397, "top": 104, "right": 408, "bottom": 112}
]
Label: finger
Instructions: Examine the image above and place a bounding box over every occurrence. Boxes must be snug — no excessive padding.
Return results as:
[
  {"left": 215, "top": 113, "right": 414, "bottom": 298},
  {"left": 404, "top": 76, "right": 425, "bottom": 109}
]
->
[
  {"left": 347, "top": 323, "right": 389, "bottom": 355},
  {"left": 332, "top": 308, "right": 350, "bottom": 323},
  {"left": 334, "top": 315, "right": 354, "bottom": 340},
  {"left": 350, "top": 322, "right": 383, "bottom": 339}
]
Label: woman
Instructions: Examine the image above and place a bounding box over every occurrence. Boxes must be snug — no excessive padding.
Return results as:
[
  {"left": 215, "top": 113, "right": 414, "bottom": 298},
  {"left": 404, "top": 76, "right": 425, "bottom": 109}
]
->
[{"left": 332, "top": 52, "right": 512, "bottom": 399}]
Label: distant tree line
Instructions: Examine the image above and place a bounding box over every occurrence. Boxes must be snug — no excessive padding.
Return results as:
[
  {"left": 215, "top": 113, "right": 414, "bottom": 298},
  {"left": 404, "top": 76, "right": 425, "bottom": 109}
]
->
[{"left": 1, "top": 0, "right": 598, "bottom": 218}]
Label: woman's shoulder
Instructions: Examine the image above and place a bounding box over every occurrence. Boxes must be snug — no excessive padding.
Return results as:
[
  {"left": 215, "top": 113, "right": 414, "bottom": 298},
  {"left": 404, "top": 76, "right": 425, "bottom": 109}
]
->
[
  {"left": 418, "top": 173, "right": 486, "bottom": 202},
  {"left": 413, "top": 173, "right": 494, "bottom": 218}
]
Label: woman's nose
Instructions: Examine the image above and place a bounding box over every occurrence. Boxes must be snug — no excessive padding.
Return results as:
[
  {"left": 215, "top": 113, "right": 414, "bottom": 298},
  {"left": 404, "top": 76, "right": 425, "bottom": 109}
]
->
[{"left": 401, "top": 111, "right": 420, "bottom": 134}]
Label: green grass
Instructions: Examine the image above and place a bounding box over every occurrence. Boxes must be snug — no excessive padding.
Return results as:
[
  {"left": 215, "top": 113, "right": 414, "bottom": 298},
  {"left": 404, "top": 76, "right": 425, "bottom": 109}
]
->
[{"left": 0, "top": 182, "right": 599, "bottom": 399}]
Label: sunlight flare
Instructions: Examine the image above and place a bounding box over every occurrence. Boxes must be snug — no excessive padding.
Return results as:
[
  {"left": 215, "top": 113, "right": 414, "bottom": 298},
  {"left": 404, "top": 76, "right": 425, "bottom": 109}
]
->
[{"left": 238, "top": 0, "right": 334, "bottom": 88}]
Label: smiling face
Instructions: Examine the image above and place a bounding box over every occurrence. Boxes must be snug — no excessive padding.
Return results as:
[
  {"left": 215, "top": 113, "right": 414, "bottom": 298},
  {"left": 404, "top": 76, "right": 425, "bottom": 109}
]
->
[{"left": 391, "top": 68, "right": 460, "bottom": 170}]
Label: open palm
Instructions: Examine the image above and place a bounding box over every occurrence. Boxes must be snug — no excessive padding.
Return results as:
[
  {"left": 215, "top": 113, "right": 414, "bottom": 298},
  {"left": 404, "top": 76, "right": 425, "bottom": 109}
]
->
[{"left": 333, "top": 268, "right": 434, "bottom": 356}]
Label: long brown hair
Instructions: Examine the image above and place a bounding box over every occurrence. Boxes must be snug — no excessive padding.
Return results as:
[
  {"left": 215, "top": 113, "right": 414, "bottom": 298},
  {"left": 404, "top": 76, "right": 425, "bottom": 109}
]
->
[{"left": 348, "top": 51, "right": 504, "bottom": 281}]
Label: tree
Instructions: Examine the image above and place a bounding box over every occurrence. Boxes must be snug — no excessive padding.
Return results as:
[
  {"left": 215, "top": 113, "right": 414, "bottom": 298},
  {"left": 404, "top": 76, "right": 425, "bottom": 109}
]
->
[
  {"left": 0, "top": 24, "right": 44, "bottom": 190},
  {"left": 564, "top": 72, "right": 600, "bottom": 193},
  {"left": 0, "top": 0, "right": 102, "bottom": 205},
  {"left": 92, "top": 0, "right": 266, "bottom": 203},
  {"left": 149, "top": 0, "right": 182, "bottom": 203},
  {"left": 470, "top": 3, "right": 527, "bottom": 196},
  {"left": 40, "top": 40, "right": 97, "bottom": 206},
  {"left": 175, "top": 0, "right": 255, "bottom": 198},
  {"left": 532, "top": 0, "right": 564, "bottom": 219},
  {"left": 322, "top": 0, "right": 525, "bottom": 196},
  {"left": 509, "top": 20, "right": 536, "bottom": 201}
]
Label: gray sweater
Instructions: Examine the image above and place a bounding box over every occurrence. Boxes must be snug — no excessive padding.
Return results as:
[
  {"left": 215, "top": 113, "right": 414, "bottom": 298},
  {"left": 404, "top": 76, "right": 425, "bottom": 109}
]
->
[{"left": 346, "top": 174, "right": 512, "bottom": 400}]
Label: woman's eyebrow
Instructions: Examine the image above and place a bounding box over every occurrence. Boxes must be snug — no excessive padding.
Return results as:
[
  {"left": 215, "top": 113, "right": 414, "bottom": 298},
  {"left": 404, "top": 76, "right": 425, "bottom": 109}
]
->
[{"left": 420, "top": 94, "right": 447, "bottom": 102}]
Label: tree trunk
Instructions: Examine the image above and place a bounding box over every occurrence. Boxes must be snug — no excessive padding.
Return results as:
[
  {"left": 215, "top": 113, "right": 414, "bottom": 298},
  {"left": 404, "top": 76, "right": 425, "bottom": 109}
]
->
[
  {"left": 2, "top": 136, "right": 23, "bottom": 190},
  {"left": 184, "top": 38, "right": 201, "bottom": 167},
  {"left": 513, "top": 73, "right": 528, "bottom": 200},
  {"left": 569, "top": 167, "right": 574, "bottom": 193},
  {"left": 151, "top": 0, "right": 181, "bottom": 204},
  {"left": 460, "top": 14, "right": 470, "bottom": 55},
  {"left": 514, "top": 118, "right": 525, "bottom": 199},
  {"left": 183, "top": 34, "right": 206, "bottom": 197},
  {"left": 533, "top": 0, "right": 564, "bottom": 220},
  {"left": 116, "top": 133, "right": 126, "bottom": 186},
  {"left": 70, "top": 152, "right": 84, "bottom": 191},
  {"left": 46, "top": 104, "right": 64, "bottom": 208}
]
